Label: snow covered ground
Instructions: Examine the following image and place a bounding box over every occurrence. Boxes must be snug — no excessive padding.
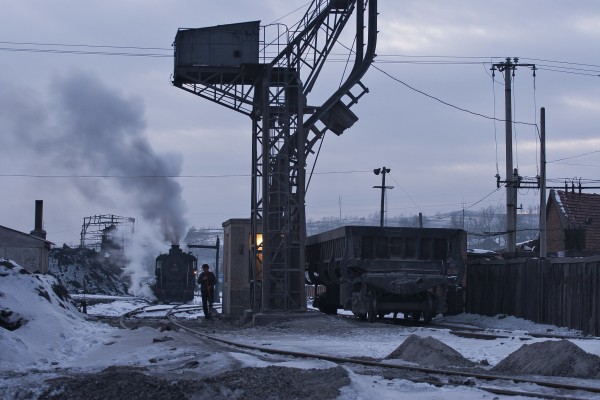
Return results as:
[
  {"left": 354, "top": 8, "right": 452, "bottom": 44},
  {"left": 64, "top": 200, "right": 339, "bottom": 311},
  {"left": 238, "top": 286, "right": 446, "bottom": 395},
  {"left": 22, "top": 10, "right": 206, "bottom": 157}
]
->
[{"left": 2, "top": 258, "right": 600, "bottom": 399}]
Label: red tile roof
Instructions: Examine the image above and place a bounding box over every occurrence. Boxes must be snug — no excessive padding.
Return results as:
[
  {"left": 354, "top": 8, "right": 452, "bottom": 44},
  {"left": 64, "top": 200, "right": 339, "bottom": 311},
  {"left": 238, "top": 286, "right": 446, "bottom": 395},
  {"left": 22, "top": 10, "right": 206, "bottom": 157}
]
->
[{"left": 551, "top": 190, "right": 600, "bottom": 251}]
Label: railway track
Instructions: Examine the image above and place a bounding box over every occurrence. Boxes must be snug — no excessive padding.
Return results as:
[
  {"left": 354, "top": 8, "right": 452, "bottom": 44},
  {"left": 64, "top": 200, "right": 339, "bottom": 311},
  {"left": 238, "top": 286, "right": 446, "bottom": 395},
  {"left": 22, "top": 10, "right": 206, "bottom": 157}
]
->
[
  {"left": 335, "top": 311, "right": 597, "bottom": 342},
  {"left": 119, "top": 305, "right": 600, "bottom": 399}
]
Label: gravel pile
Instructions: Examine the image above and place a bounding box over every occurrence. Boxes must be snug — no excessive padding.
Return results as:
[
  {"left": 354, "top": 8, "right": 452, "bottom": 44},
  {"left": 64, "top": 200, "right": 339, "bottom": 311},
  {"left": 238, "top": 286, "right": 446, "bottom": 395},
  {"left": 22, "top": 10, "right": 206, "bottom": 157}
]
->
[
  {"left": 492, "top": 339, "right": 600, "bottom": 379},
  {"left": 385, "top": 334, "right": 475, "bottom": 368},
  {"left": 39, "top": 365, "right": 350, "bottom": 400}
]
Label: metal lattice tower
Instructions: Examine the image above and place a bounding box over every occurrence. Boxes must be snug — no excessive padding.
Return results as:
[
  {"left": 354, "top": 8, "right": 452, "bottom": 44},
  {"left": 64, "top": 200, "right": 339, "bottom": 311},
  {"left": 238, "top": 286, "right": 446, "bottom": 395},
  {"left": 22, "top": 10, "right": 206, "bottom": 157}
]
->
[
  {"left": 173, "top": 0, "right": 377, "bottom": 312},
  {"left": 80, "top": 214, "right": 135, "bottom": 251}
]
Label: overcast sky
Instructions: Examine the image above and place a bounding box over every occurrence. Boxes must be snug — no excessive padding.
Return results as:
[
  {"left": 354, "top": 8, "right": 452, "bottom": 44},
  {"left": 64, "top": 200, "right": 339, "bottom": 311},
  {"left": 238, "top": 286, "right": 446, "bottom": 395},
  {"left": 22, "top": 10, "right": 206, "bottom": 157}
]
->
[{"left": 1, "top": 0, "right": 599, "bottom": 246}]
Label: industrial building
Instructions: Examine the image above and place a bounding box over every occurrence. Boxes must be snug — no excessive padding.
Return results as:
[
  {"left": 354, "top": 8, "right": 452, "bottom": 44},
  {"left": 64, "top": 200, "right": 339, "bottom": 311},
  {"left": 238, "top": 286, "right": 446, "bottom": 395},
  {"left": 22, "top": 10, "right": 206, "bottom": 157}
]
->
[{"left": 0, "top": 200, "right": 52, "bottom": 273}]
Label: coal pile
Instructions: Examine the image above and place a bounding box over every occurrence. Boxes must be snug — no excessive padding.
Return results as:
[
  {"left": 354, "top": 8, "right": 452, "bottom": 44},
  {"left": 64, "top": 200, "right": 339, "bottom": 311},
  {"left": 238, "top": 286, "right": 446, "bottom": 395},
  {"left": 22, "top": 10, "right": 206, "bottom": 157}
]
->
[
  {"left": 385, "top": 334, "right": 475, "bottom": 368},
  {"left": 39, "top": 365, "right": 350, "bottom": 400},
  {"left": 49, "top": 245, "right": 129, "bottom": 295},
  {"left": 492, "top": 339, "right": 600, "bottom": 379}
]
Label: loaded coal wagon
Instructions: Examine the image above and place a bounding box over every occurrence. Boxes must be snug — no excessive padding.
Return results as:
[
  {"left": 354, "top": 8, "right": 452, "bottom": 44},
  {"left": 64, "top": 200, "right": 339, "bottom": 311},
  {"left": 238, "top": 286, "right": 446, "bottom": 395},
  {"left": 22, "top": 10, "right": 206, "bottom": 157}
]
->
[{"left": 306, "top": 226, "right": 467, "bottom": 323}]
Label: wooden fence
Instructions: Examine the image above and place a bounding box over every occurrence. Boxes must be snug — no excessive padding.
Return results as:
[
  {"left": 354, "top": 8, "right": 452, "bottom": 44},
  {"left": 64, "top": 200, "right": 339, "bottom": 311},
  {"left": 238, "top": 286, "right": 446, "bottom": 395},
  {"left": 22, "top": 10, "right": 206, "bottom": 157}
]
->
[{"left": 466, "top": 256, "right": 600, "bottom": 336}]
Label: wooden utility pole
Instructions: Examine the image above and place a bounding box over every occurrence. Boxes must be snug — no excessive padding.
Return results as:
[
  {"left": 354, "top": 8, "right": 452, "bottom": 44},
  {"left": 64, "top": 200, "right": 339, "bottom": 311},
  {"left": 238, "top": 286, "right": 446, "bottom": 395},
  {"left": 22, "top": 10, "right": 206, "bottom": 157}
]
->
[
  {"left": 492, "top": 58, "right": 535, "bottom": 255},
  {"left": 539, "top": 107, "right": 547, "bottom": 258}
]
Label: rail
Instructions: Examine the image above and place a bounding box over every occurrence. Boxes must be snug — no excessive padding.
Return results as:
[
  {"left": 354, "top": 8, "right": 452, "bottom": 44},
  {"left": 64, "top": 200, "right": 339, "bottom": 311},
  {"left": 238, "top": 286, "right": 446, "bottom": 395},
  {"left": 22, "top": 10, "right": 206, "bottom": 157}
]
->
[{"left": 117, "top": 304, "right": 600, "bottom": 399}]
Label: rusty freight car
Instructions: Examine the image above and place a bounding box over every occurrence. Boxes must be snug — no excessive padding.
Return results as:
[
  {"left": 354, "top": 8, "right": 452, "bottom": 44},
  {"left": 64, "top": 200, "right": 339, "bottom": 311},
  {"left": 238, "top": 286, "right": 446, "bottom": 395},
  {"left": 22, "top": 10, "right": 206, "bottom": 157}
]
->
[{"left": 306, "top": 226, "right": 467, "bottom": 323}]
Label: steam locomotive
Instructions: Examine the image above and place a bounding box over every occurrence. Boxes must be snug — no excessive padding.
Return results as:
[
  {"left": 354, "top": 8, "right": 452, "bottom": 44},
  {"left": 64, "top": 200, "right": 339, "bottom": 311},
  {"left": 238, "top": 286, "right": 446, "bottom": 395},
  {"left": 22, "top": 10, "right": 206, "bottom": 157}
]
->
[
  {"left": 154, "top": 244, "right": 198, "bottom": 303},
  {"left": 306, "top": 226, "right": 467, "bottom": 323}
]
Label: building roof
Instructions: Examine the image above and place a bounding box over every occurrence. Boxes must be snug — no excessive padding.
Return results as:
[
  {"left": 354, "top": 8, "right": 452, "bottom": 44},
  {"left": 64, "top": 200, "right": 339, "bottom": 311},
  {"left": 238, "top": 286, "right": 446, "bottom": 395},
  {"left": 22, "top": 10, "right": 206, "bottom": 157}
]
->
[
  {"left": 0, "top": 225, "right": 54, "bottom": 246},
  {"left": 548, "top": 189, "right": 600, "bottom": 243}
]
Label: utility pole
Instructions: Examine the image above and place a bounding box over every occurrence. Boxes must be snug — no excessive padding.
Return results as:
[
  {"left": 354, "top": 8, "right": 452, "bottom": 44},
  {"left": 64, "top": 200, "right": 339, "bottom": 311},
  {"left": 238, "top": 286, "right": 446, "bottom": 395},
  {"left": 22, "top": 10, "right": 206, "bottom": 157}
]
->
[
  {"left": 492, "top": 58, "right": 535, "bottom": 256},
  {"left": 539, "top": 107, "right": 547, "bottom": 258},
  {"left": 373, "top": 167, "right": 393, "bottom": 227}
]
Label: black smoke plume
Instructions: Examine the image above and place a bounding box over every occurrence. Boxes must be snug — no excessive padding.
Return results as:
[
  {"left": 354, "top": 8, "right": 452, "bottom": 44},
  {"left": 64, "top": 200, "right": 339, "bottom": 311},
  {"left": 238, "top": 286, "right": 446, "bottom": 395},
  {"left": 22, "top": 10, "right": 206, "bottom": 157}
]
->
[{"left": 2, "top": 71, "right": 187, "bottom": 244}]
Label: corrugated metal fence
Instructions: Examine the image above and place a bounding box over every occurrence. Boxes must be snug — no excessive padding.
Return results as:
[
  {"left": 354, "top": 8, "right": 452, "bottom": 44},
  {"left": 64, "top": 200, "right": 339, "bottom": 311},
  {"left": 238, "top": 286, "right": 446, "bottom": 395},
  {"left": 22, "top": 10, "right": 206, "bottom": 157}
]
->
[{"left": 466, "top": 256, "right": 600, "bottom": 336}]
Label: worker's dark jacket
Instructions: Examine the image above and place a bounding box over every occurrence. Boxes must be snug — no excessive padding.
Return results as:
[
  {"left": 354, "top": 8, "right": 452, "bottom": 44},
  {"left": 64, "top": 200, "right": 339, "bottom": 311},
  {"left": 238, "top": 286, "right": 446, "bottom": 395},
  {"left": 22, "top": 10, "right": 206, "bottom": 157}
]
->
[{"left": 197, "top": 271, "right": 216, "bottom": 293}]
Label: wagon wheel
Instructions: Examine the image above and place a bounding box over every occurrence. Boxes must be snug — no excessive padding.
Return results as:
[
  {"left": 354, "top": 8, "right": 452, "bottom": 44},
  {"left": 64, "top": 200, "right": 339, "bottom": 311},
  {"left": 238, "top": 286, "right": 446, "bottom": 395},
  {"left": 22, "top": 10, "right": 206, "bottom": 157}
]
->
[
  {"left": 422, "top": 292, "right": 436, "bottom": 324},
  {"left": 366, "top": 292, "right": 377, "bottom": 323},
  {"left": 411, "top": 311, "right": 422, "bottom": 323},
  {"left": 354, "top": 312, "right": 367, "bottom": 320},
  {"left": 319, "top": 304, "right": 338, "bottom": 315}
]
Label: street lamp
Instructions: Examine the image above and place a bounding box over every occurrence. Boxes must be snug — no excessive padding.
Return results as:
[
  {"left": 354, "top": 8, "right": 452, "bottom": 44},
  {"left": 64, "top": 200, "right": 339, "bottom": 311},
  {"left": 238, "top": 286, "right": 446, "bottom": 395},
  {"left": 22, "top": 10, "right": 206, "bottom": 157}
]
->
[{"left": 373, "top": 167, "right": 393, "bottom": 227}]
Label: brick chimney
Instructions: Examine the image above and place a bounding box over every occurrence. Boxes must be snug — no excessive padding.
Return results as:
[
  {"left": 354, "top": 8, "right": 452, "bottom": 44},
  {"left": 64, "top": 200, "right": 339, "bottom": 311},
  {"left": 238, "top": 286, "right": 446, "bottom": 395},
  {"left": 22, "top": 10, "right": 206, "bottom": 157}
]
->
[{"left": 30, "top": 200, "right": 47, "bottom": 240}]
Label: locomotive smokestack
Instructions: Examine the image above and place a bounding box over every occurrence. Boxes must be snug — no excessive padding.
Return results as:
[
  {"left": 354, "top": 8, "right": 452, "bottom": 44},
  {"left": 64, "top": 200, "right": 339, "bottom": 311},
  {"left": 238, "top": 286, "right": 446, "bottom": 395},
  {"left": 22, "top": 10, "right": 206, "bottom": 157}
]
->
[
  {"left": 30, "top": 200, "right": 47, "bottom": 240},
  {"left": 169, "top": 244, "right": 181, "bottom": 254}
]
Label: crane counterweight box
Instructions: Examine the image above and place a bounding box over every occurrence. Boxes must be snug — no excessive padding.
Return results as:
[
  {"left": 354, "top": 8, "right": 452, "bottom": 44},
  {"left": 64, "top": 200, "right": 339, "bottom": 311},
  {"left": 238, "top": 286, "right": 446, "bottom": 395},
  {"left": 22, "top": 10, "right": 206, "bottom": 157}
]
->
[{"left": 174, "top": 21, "right": 260, "bottom": 68}]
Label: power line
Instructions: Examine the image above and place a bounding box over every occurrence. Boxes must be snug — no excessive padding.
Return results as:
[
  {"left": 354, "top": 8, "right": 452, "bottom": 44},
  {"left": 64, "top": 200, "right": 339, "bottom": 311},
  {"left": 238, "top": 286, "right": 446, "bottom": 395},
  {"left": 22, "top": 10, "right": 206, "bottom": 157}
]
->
[
  {"left": 429, "top": 188, "right": 502, "bottom": 220},
  {"left": 0, "top": 40, "right": 171, "bottom": 51},
  {"left": 0, "top": 46, "right": 170, "bottom": 58},
  {"left": 550, "top": 162, "right": 600, "bottom": 168},
  {"left": 2, "top": 38, "right": 600, "bottom": 77},
  {"left": 548, "top": 149, "right": 600, "bottom": 163},
  {"left": 0, "top": 170, "right": 373, "bottom": 179},
  {"left": 0, "top": 173, "right": 247, "bottom": 178},
  {"left": 269, "top": 0, "right": 312, "bottom": 24},
  {"left": 373, "top": 64, "right": 538, "bottom": 126},
  {"left": 387, "top": 173, "right": 422, "bottom": 213}
]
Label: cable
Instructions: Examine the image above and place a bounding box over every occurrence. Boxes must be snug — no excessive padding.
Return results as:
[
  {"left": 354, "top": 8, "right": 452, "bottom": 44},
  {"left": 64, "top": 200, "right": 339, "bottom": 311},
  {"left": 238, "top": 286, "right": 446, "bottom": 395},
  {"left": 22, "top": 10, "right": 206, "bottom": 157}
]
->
[
  {"left": 387, "top": 173, "right": 422, "bottom": 214},
  {"left": 0, "top": 170, "right": 373, "bottom": 179},
  {"left": 533, "top": 67, "right": 539, "bottom": 175},
  {"left": 3, "top": 37, "right": 600, "bottom": 77},
  {"left": 535, "top": 67, "right": 599, "bottom": 77},
  {"left": 373, "top": 64, "right": 538, "bottom": 127},
  {"left": 269, "top": 1, "right": 313, "bottom": 24},
  {"left": 491, "top": 63, "right": 499, "bottom": 175},
  {"left": 0, "top": 46, "right": 170, "bottom": 58},
  {"left": 512, "top": 72, "right": 519, "bottom": 170},
  {"left": 425, "top": 188, "right": 503, "bottom": 221},
  {"left": 550, "top": 162, "right": 600, "bottom": 168},
  {"left": 0, "top": 173, "right": 248, "bottom": 178},
  {"left": 0, "top": 40, "right": 171, "bottom": 51},
  {"left": 340, "top": 35, "right": 357, "bottom": 88},
  {"left": 520, "top": 57, "right": 600, "bottom": 69},
  {"left": 305, "top": 131, "right": 327, "bottom": 193},
  {"left": 548, "top": 149, "right": 600, "bottom": 163}
]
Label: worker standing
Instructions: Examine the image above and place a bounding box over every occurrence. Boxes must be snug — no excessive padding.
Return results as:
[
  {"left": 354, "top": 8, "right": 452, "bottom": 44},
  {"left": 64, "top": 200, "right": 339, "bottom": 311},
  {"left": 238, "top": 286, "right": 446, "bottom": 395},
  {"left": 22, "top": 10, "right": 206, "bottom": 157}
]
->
[{"left": 197, "top": 263, "right": 216, "bottom": 319}]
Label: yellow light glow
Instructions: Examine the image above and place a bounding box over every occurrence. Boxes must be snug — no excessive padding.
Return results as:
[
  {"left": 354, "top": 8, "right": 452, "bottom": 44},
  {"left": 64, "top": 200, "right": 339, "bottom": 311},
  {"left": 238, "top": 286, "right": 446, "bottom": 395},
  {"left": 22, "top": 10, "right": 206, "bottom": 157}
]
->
[{"left": 256, "top": 233, "right": 263, "bottom": 248}]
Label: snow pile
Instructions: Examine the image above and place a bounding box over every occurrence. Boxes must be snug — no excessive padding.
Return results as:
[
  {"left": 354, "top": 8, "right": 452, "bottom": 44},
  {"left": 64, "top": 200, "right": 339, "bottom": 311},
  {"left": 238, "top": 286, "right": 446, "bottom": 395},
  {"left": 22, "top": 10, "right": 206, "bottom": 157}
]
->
[
  {"left": 0, "top": 259, "right": 112, "bottom": 369},
  {"left": 492, "top": 339, "right": 600, "bottom": 379},
  {"left": 385, "top": 334, "right": 475, "bottom": 368}
]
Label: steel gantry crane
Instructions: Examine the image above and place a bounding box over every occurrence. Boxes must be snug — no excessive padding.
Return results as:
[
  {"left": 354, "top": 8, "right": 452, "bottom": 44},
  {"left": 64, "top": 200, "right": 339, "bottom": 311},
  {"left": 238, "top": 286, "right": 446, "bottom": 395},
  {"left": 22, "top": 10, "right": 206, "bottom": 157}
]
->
[{"left": 172, "top": 0, "right": 378, "bottom": 312}]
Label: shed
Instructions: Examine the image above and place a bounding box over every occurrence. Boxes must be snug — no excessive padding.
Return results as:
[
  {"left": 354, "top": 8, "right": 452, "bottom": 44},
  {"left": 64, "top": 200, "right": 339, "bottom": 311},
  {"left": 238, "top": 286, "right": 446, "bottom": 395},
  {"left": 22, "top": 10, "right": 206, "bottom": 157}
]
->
[
  {"left": 0, "top": 225, "right": 52, "bottom": 273},
  {"left": 546, "top": 189, "right": 600, "bottom": 256}
]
